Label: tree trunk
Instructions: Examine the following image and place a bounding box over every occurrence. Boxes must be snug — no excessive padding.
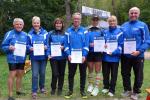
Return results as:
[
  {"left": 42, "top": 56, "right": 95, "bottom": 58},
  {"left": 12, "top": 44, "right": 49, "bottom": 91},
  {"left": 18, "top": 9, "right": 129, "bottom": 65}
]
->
[
  {"left": 65, "top": 0, "right": 71, "bottom": 28},
  {"left": 112, "top": 0, "right": 117, "bottom": 15},
  {"left": 77, "top": 0, "right": 82, "bottom": 12}
]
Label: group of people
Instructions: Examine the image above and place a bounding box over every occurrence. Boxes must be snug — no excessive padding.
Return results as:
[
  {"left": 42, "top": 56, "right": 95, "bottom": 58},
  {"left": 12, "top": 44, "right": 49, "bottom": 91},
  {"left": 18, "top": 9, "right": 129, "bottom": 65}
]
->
[{"left": 1, "top": 6, "right": 150, "bottom": 100}]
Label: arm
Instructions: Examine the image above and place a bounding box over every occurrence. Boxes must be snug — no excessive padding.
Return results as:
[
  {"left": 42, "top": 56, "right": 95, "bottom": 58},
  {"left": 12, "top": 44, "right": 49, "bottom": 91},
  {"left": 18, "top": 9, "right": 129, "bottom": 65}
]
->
[
  {"left": 82, "top": 31, "right": 89, "bottom": 57},
  {"left": 64, "top": 32, "right": 71, "bottom": 56},
  {"left": 112, "top": 32, "right": 124, "bottom": 56},
  {"left": 1, "top": 31, "right": 13, "bottom": 53},
  {"left": 137, "top": 24, "right": 150, "bottom": 53}
]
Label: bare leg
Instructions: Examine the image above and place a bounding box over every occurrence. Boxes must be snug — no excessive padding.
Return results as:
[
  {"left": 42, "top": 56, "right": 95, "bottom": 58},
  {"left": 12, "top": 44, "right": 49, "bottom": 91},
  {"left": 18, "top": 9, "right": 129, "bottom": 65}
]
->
[
  {"left": 16, "top": 70, "right": 24, "bottom": 92},
  {"left": 8, "top": 71, "right": 17, "bottom": 97},
  {"left": 87, "top": 62, "right": 95, "bottom": 84},
  {"left": 95, "top": 62, "right": 102, "bottom": 87}
]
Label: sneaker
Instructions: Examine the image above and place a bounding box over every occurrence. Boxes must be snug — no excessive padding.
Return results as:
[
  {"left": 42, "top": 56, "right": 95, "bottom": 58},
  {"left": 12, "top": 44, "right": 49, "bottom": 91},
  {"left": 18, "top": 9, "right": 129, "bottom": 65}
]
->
[
  {"left": 8, "top": 96, "right": 15, "bottom": 100},
  {"left": 108, "top": 92, "right": 114, "bottom": 97},
  {"left": 87, "top": 84, "right": 94, "bottom": 93},
  {"left": 81, "top": 91, "right": 87, "bottom": 99},
  {"left": 40, "top": 88, "right": 47, "bottom": 94},
  {"left": 121, "top": 91, "right": 132, "bottom": 97},
  {"left": 64, "top": 91, "right": 73, "bottom": 99},
  {"left": 51, "top": 90, "right": 55, "bottom": 95},
  {"left": 16, "top": 91, "right": 26, "bottom": 96},
  {"left": 57, "top": 89, "right": 62, "bottom": 96},
  {"left": 32, "top": 93, "right": 37, "bottom": 99},
  {"left": 91, "top": 87, "right": 99, "bottom": 96},
  {"left": 102, "top": 89, "right": 109, "bottom": 94},
  {"left": 130, "top": 93, "right": 139, "bottom": 100}
]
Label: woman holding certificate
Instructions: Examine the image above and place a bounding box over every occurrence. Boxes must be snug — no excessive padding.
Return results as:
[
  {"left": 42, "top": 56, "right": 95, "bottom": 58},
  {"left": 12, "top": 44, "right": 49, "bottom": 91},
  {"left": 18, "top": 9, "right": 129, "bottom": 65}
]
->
[
  {"left": 1, "top": 18, "right": 28, "bottom": 100},
  {"left": 121, "top": 7, "right": 150, "bottom": 100},
  {"left": 28, "top": 16, "right": 48, "bottom": 99},
  {"left": 47, "top": 18, "right": 67, "bottom": 96},
  {"left": 86, "top": 15, "right": 104, "bottom": 96},
  {"left": 102, "top": 15, "right": 124, "bottom": 97}
]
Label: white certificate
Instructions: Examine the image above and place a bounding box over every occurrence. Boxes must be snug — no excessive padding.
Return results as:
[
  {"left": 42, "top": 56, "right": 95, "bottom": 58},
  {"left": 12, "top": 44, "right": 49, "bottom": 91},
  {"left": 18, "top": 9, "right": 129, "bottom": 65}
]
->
[
  {"left": 71, "top": 49, "right": 82, "bottom": 63},
  {"left": 51, "top": 43, "right": 62, "bottom": 57},
  {"left": 14, "top": 43, "right": 26, "bottom": 57},
  {"left": 124, "top": 39, "right": 136, "bottom": 54},
  {"left": 106, "top": 40, "right": 118, "bottom": 53},
  {"left": 94, "top": 37, "right": 105, "bottom": 52},
  {"left": 33, "top": 44, "right": 44, "bottom": 56}
]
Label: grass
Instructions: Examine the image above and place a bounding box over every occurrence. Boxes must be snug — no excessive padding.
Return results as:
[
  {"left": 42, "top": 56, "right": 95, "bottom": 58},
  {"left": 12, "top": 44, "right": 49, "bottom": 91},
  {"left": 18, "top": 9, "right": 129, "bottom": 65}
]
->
[{"left": 0, "top": 55, "right": 150, "bottom": 100}]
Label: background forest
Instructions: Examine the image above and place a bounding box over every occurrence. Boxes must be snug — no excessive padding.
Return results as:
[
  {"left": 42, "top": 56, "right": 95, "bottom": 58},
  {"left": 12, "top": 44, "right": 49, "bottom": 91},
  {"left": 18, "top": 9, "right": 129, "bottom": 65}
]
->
[{"left": 0, "top": 0, "right": 150, "bottom": 52}]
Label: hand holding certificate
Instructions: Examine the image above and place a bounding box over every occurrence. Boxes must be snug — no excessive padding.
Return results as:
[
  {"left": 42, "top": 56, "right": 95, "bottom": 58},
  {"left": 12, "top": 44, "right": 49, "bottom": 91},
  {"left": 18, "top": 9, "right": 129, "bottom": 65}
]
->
[
  {"left": 71, "top": 49, "right": 82, "bottom": 63},
  {"left": 33, "top": 43, "right": 44, "bottom": 56},
  {"left": 51, "top": 43, "right": 62, "bottom": 57},
  {"left": 14, "top": 43, "right": 26, "bottom": 57},
  {"left": 94, "top": 37, "right": 105, "bottom": 52},
  {"left": 124, "top": 39, "right": 136, "bottom": 54}
]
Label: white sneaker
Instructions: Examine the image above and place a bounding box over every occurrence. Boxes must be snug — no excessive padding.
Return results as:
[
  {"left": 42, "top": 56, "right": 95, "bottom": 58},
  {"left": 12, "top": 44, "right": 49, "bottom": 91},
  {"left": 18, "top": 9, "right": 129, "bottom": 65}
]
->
[
  {"left": 102, "top": 89, "right": 109, "bottom": 94},
  {"left": 121, "top": 91, "right": 132, "bottom": 97},
  {"left": 87, "top": 84, "right": 94, "bottom": 93},
  {"left": 91, "top": 87, "right": 99, "bottom": 96},
  {"left": 130, "top": 93, "right": 139, "bottom": 100},
  {"left": 108, "top": 92, "right": 114, "bottom": 97}
]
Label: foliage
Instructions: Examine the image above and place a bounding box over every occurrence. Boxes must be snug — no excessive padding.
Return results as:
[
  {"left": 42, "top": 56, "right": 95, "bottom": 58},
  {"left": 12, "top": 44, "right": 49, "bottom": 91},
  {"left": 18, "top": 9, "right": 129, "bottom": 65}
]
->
[
  {"left": 0, "top": 0, "right": 77, "bottom": 53},
  {"left": 0, "top": 0, "right": 77, "bottom": 33},
  {"left": 1, "top": 0, "right": 150, "bottom": 53}
]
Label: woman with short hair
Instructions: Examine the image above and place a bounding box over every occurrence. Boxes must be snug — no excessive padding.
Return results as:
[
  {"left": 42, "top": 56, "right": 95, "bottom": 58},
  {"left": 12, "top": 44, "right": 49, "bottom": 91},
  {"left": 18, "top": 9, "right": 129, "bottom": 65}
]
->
[
  {"left": 47, "top": 18, "right": 67, "bottom": 96},
  {"left": 28, "top": 16, "right": 48, "bottom": 99}
]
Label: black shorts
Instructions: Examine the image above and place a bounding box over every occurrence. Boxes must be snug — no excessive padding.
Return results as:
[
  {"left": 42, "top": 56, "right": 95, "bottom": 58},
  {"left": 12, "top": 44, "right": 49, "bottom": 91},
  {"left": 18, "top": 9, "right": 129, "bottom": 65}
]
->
[
  {"left": 8, "top": 63, "right": 25, "bottom": 71},
  {"left": 87, "top": 52, "right": 102, "bottom": 62}
]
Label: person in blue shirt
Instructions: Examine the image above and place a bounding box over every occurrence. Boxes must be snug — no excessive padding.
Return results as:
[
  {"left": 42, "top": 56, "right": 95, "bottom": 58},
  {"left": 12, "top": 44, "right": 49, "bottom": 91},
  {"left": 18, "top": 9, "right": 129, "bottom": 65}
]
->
[
  {"left": 28, "top": 16, "right": 48, "bottom": 99},
  {"left": 1, "top": 18, "right": 28, "bottom": 100},
  {"left": 47, "top": 18, "right": 67, "bottom": 96},
  {"left": 101, "top": 15, "right": 124, "bottom": 97},
  {"left": 121, "top": 7, "right": 150, "bottom": 100},
  {"left": 86, "top": 15, "right": 104, "bottom": 96},
  {"left": 64, "top": 12, "right": 89, "bottom": 99}
]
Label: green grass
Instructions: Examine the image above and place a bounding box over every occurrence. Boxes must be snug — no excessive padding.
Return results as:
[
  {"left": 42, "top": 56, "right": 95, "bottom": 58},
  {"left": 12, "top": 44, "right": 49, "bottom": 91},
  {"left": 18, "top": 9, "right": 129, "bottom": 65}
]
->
[{"left": 0, "top": 55, "right": 150, "bottom": 99}]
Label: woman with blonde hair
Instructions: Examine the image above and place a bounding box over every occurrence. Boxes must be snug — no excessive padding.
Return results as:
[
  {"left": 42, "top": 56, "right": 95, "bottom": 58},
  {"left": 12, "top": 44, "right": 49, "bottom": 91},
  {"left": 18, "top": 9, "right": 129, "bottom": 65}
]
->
[
  {"left": 28, "top": 16, "right": 48, "bottom": 99},
  {"left": 102, "top": 15, "right": 124, "bottom": 97}
]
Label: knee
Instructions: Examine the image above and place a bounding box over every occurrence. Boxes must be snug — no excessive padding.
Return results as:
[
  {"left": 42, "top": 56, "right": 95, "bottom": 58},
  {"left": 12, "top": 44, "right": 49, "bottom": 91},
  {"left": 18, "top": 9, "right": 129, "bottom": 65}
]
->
[{"left": 32, "top": 71, "right": 38, "bottom": 78}]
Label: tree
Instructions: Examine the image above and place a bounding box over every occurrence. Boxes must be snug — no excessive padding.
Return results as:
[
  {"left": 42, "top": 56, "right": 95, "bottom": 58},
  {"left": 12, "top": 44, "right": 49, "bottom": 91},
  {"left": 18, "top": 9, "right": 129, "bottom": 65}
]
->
[{"left": 65, "top": 0, "right": 71, "bottom": 28}]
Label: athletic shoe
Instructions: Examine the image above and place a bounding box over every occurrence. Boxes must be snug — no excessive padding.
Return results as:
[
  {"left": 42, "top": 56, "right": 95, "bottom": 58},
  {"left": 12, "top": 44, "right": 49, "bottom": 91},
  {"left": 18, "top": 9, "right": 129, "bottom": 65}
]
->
[
  {"left": 91, "top": 86, "right": 99, "bottom": 96},
  {"left": 64, "top": 91, "right": 73, "bottom": 99},
  {"left": 8, "top": 97, "right": 15, "bottom": 100},
  {"left": 130, "top": 93, "right": 139, "bottom": 100},
  {"left": 87, "top": 84, "right": 94, "bottom": 93},
  {"left": 32, "top": 92, "right": 37, "bottom": 99},
  {"left": 121, "top": 91, "right": 132, "bottom": 97},
  {"left": 40, "top": 88, "right": 47, "bottom": 94},
  {"left": 108, "top": 92, "right": 114, "bottom": 97},
  {"left": 102, "top": 89, "right": 109, "bottom": 94},
  {"left": 81, "top": 91, "right": 87, "bottom": 99}
]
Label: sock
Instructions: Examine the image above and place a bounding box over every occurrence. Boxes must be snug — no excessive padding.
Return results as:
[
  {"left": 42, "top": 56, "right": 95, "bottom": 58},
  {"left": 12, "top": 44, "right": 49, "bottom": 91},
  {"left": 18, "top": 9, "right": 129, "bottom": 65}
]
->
[
  {"left": 88, "top": 72, "right": 94, "bottom": 85},
  {"left": 95, "top": 73, "right": 101, "bottom": 87}
]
